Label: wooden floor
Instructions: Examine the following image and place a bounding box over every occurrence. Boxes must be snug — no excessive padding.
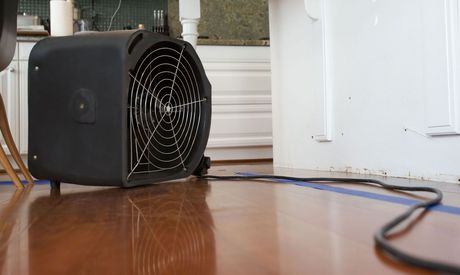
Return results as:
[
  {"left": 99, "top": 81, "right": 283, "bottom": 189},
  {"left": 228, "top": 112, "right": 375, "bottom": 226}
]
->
[{"left": 0, "top": 162, "right": 459, "bottom": 275}]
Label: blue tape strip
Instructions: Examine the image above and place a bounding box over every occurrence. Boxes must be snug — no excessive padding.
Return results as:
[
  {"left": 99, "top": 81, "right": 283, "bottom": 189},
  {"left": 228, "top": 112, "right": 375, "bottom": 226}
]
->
[
  {"left": 0, "top": 180, "right": 49, "bottom": 185},
  {"left": 237, "top": 172, "right": 460, "bottom": 217}
]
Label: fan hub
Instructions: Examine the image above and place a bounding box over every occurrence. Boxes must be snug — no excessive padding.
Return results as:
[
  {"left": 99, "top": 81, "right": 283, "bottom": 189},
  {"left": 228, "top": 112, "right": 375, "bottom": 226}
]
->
[{"left": 165, "top": 104, "right": 172, "bottom": 114}]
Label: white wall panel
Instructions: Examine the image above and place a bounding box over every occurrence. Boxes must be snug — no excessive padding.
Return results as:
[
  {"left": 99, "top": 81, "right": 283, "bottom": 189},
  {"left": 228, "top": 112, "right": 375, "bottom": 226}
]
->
[
  {"left": 422, "top": 0, "right": 460, "bottom": 136},
  {"left": 270, "top": 0, "right": 460, "bottom": 182}
]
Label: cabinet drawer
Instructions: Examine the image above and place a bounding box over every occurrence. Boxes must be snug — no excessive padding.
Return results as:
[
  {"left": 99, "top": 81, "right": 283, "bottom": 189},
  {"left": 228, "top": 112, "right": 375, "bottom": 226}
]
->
[{"left": 18, "top": 42, "right": 36, "bottom": 60}]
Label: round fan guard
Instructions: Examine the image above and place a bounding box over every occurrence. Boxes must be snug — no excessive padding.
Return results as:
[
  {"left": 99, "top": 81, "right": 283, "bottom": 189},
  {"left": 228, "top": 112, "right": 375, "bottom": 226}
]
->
[{"left": 127, "top": 40, "right": 211, "bottom": 181}]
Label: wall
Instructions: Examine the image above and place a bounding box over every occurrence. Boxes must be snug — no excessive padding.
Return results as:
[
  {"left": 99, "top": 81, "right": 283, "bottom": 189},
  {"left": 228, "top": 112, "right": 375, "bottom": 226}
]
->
[
  {"left": 19, "top": 0, "right": 166, "bottom": 31},
  {"left": 269, "top": 0, "right": 460, "bottom": 183}
]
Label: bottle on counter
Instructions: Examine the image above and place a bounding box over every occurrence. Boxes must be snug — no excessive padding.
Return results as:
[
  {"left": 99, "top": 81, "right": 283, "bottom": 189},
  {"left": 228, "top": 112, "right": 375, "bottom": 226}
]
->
[{"left": 50, "top": 0, "right": 74, "bottom": 36}]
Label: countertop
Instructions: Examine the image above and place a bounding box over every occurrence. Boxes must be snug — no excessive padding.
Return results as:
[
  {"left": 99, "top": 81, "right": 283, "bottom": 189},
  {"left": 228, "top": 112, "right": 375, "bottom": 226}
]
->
[
  {"left": 17, "top": 34, "right": 270, "bottom": 47},
  {"left": 197, "top": 38, "right": 269, "bottom": 46},
  {"left": 17, "top": 36, "right": 46, "bottom": 42}
]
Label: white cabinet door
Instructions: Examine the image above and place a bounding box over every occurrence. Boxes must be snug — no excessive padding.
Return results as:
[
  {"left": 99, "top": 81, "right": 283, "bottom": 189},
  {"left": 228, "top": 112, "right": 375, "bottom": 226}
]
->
[
  {"left": 197, "top": 46, "right": 273, "bottom": 160},
  {"left": 0, "top": 61, "right": 20, "bottom": 154},
  {"left": 19, "top": 60, "right": 29, "bottom": 154},
  {"left": 17, "top": 41, "right": 36, "bottom": 155}
]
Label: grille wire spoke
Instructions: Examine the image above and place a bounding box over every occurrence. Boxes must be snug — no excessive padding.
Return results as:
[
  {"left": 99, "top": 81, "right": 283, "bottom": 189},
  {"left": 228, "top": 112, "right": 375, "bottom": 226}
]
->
[
  {"left": 128, "top": 111, "right": 168, "bottom": 179},
  {"left": 168, "top": 118, "right": 186, "bottom": 170},
  {"left": 167, "top": 45, "right": 186, "bottom": 105},
  {"left": 171, "top": 98, "right": 207, "bottom": 110}
]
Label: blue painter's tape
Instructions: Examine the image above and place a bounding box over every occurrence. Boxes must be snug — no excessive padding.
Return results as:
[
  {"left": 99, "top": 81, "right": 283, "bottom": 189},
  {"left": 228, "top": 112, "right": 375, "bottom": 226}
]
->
[
  {"left": 237, "top": 172, "right": 460, "bottom": 217},
  {"left": 0, "top": 180, "right": 49, "bottom": 185}
]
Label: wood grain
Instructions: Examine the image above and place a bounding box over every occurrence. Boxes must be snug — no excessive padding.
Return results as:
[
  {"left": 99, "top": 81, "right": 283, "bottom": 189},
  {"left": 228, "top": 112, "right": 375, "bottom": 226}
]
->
[{"left": 0, "top": 163, "right": 458, "bottom": 274}]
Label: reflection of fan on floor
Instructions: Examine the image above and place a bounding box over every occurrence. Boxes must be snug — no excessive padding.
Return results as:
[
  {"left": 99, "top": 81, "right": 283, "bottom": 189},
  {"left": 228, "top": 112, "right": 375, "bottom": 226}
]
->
[
  {"left": 131, "top": 182, "right": 215, "bottom": 275},
  {"left": 27, "top": 182, "right": 216, "bottom": 275},
  {"left": 28, "top": 30, "right": 212, "bottom": 188}
]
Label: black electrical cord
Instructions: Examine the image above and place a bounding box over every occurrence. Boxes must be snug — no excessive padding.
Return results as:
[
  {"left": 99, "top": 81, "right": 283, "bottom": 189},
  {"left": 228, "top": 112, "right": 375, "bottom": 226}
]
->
[{"left": 200, "top": 174, "right": 460, "bottom": 274}]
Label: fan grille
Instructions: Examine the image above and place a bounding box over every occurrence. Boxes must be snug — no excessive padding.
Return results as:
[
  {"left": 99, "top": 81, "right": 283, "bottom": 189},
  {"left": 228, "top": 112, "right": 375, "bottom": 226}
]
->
[{"left": 128, "top": 42, "right": 205, "bottom": 180}]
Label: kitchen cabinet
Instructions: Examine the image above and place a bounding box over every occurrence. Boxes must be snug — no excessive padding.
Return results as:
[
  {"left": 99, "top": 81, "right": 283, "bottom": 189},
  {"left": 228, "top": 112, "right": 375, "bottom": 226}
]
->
[
  {"left": 197, "top": 45, "right": 273, "bottom": 160},
  {"left": 0, "top": 41, "right": 272, "bottom": 162},
  {"left": 0, "top": 43, "right": 19, "bottom": 154},
  {"left": 0, "top": 58, "right": 19, "bottom": 155},
  {"left": 0, "top": 41, "right": 35, "bottom": 157}
]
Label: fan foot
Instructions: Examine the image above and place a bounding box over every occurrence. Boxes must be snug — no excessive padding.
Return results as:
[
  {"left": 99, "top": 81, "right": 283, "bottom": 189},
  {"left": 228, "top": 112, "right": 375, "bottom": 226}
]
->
[
  {"left": 193, "top": 156, "right": 211, "bottom": 176},
  {"left": 50, "top": 180, "right": 61, "bottom": 190}
]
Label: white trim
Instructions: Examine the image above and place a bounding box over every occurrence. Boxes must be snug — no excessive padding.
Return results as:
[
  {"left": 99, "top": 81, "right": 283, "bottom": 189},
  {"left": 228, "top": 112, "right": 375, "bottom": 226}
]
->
[
  {"left": 204, "top": 63, "right": 271, "bottom": 72},
  {"left": 207, "top": 136, "right": 273, "bottom": 148},
  {"left": 212, "top": 95, "right": 272, "bottom": 106},
  {"left": 205, "top": 146, "right": 273, "bottom": 161},
  {"left": 308, "top": 0, "right": 333, "bottom": 142}
]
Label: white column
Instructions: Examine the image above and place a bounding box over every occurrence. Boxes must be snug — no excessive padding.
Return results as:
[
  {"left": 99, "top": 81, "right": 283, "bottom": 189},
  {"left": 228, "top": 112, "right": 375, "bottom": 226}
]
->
[{"left": 179, "top": 0, "right": 201, "bottom": 48}]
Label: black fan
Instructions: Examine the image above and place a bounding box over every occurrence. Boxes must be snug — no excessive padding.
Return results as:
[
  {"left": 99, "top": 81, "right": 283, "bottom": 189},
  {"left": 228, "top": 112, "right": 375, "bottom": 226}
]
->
[{"left": 28, "top": 30, "right": 212, "bottom": 187}]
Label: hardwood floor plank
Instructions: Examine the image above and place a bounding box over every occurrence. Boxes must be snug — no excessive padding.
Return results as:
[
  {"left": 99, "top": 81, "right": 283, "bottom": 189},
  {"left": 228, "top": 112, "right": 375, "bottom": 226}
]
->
[{"left": 0, "top": 163, "right": 458, "bottom": 274}]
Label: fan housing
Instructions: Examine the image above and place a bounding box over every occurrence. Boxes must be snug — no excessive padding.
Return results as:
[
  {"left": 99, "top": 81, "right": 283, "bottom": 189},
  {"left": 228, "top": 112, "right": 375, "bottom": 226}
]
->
[{"left": 28, "top": 30, "right": 212, "bottom": 187}]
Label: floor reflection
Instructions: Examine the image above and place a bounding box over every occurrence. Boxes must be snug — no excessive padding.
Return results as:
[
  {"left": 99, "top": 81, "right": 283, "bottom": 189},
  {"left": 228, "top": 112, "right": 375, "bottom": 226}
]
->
[
  {"left": 129, "top": 181, "right": 216, "bottom": 275},
  {"left": 27, "top": 181, "right": 216, "bottom": 275},
  {"left": 0, "top": 186, "right": 33, "bottom": 275}
]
